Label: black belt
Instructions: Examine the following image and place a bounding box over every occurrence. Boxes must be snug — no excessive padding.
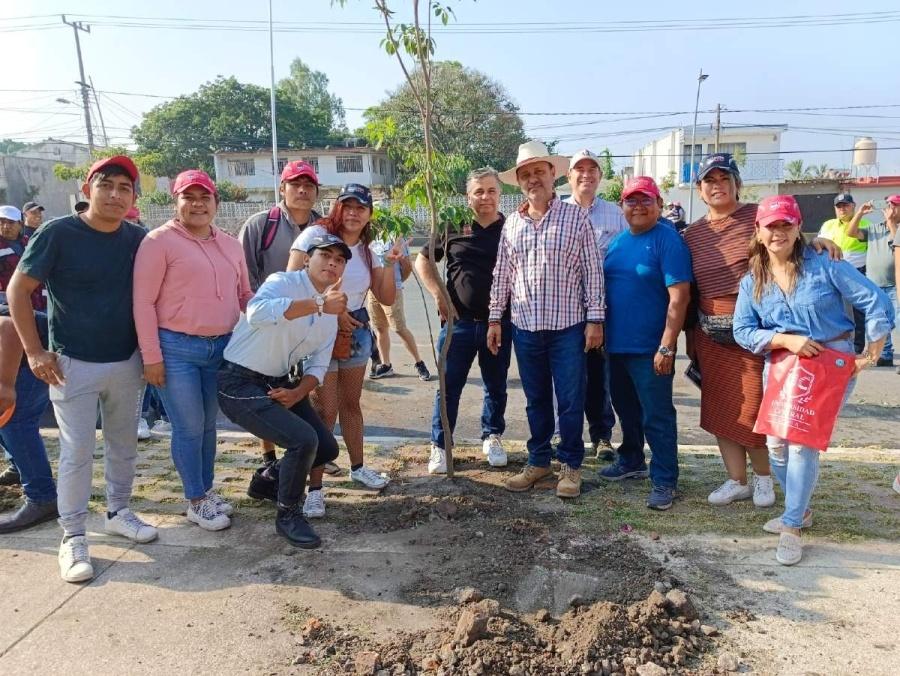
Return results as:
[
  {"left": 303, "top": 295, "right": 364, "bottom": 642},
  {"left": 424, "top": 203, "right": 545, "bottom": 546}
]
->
[{"left": 221, "top": 360, "right": 293, "bottom": 387}]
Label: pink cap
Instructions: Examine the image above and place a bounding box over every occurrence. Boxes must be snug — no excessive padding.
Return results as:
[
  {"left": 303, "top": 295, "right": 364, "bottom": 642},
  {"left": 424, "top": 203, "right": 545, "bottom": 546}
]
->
[
  {"left": 172, "top": 169, "right": 217, "bottom": 196},
  {"left": 757, "top": 195, "right": 802, "bottom": 227},
  {"left": 621, "top": 176, "right": 661, "bottom": 201},
  {"left": 280, "top": 160, "right": 319, "bottom": 185},
  {"left": 86, "top": 155, "right": 139, "bottom": 183},
  {"left": 126, "top": 206, "right": 141, "bottom": 221},
  {"left": 885, "top": 194, "right": 900, "bottom": 205}
]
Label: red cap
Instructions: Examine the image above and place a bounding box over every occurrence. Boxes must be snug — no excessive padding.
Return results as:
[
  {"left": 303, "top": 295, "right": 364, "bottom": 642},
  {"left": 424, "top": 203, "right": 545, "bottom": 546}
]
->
[
  {"left": 280, "top": 160, "right": 319, "bottom": 185},
  {"left": 172, "top": 169, "right": 217, "bottom": 196},
  {"left": 86, "top": 155, "right": 139, "bottom": 183},
  {"left": 621, "top": 176, "right": 661, "bottom": 201},
  {"left": 757, "top": 195, "right": 802, "bottom": 227},
  {"left": 886, "top": 194, "right": 900, "bottom": 205},
  {"left": 126, "top": 206, "right": 141, "bottom": 220}
]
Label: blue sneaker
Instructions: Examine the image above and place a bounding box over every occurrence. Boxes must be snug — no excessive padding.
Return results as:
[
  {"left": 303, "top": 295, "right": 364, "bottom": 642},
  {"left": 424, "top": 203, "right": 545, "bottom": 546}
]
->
[
  {"left": 599, "top": 462, "right": 648, "bottom": 481},
  {"left": 647, "top": 484, "right": 674, "bottom": 511}
]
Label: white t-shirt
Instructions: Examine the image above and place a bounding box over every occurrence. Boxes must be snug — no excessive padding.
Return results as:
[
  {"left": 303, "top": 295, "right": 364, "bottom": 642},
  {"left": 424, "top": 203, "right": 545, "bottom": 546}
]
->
[{"left": 292, "top": 225, "right": 382, "bottom": 311}]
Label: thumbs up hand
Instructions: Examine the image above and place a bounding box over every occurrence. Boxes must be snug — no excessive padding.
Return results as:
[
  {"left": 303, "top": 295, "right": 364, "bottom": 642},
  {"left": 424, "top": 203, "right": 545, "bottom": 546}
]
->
[{"left": 322, "top": 277, "right": 348, "bottom": 315}]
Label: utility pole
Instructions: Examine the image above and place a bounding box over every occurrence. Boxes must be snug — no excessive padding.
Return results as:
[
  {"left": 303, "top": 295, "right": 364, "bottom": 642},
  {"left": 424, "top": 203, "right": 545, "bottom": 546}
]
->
[
  {"left": 687, "top": 69, "right": 709, "bottom": 223},
  {"left": 268, "top": 0, "right": 280, "bottom": 198},
  {"left": 61, "top": 15, "right": 94, "bottom": 153},
  {"left": 89, "top": 77, "right": 109, "bottom": 147},
  {"left": 714, "top": 103, "right": 722, "bottom": 152}
]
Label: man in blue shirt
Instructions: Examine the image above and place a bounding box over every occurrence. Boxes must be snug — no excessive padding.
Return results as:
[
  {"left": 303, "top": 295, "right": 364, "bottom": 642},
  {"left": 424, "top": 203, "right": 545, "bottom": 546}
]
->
[{"left": 598, "top": 177, "right": 693, "bottom": 511}]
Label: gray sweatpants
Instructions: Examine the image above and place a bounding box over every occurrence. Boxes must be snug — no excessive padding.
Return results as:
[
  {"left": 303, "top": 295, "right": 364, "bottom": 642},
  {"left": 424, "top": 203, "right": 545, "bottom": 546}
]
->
[{"left": 49, "top": 351, "right": 144, "bottom": 536}]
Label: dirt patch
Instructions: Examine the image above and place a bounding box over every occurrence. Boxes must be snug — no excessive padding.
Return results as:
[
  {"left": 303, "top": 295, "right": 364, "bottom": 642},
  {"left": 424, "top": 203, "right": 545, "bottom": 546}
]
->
[{"left": 0, "top": 485, "right": 21, "bottom": 511}]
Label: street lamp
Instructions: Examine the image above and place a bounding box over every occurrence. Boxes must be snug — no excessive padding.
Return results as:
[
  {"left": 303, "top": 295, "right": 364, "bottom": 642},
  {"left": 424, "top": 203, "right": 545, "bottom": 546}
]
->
[{"left": 687, "top": 69, "right": 709, "bottom": 223}]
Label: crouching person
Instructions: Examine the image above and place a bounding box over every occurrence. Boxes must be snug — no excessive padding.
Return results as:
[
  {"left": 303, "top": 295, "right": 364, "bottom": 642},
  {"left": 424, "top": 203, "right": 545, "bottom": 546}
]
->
[{"left": 217, "top": 235, "right": 349, "bottom": 548}]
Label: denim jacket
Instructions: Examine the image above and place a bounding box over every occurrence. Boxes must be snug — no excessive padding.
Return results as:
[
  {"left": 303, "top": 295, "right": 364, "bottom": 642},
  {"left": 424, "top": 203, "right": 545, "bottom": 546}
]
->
[{"left": 733, "top": 248, "right": 895, "bottom": 355}]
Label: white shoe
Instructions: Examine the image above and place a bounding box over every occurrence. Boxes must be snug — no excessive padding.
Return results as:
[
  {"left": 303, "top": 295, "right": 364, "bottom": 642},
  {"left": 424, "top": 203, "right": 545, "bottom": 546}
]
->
[
  {"left": 763, "top": 512, "right": 813, "bottom": 534},
  {"left": 428, "top": 445, "right": 447, "bottom": 474},
  {"left": 349, "top": 465, "right": 390, "bottom": 489},
  {"left": 150, "top": 419, "right": 172, "bottom": 435},
  {"left": 752, "top": 474, "right": 776, "bottom": 507},
  {"left": 708, "top": 479, "right": 753, "bottom": 506},
  {"left": 303, "top": 489, "right": 326, "bottom": 518},
  {"left": 59, "top": 536, "right": 94, "bottom": 583},
  {"left": 482, "top": 434, "right": 508, "bottom": 467},
  {"left": 206, "top": 490, "right": 234, "bottom": 516},
  {"left": 893, "top": 473, "right": 900, "bottom": 495},
  {"left": 104, "top": 508, "right": 158, "bottom": 543},
  {"left": 187, "top": 498, "right": 230, "bottom": 531},
  {"left": 776, "top": 531, "right": 803, "bottom": 565},
  {"left": 137, "top": 418, "right": 151, "bottom": 440}
]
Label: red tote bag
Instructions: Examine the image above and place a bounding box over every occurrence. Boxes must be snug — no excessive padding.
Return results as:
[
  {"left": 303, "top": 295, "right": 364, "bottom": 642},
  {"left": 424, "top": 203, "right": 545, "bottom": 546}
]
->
[{"left": 753, "top": 348, "right": 855, "bottom": 452}]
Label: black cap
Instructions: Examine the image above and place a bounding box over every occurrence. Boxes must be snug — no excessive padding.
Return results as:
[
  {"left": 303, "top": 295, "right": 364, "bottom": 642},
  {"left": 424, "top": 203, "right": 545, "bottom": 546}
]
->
[
  {"left": 305, "top": 234, "right": 352, "bottom": 260},
  {"left": 336, "top": 183, "right": 373, "bottom": 208},
  {"left": 696, "top": 153, "right": 740, "bottom": 183},
  {"left": 73, "top": 201, "right": 89, "bottom": 213},
  {"left": 22, "top": 201, "right": 44, "bottom": 213},
  {"left": 833, "top": 193, "right": 855, "bottom": 205}
]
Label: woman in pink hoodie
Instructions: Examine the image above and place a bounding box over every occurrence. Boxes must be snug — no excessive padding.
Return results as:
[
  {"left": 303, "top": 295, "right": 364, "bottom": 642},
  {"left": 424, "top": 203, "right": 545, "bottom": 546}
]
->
[{"left": 133, "top": 170, "right": 252, "bottom": 531}]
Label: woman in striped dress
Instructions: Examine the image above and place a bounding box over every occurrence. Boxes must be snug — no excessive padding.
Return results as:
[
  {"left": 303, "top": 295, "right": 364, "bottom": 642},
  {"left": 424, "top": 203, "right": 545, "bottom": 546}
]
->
[{"left": 683, "top": 154, "right": 840, "bottom": 507}]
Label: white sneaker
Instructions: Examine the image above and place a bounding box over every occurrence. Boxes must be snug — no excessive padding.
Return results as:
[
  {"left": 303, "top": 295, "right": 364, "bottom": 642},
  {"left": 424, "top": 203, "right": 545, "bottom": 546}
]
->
[
  {"left": 893, "top": 473, "right": 900, "bottom": 495},
  {"left": 428, "top": 445, "right": 447, "bottom": 474},
  {"left": 59, "top": 535, "right": 94, "bottom": 583},
  {"left": 752, "top": 474, "right": 776, "bottom": 507},
  {"left": 187, "top": 498, "right": 230, "bottom": 531},
  {"left": 763, "top": 511, "right": 813, "bottom": 534},
  {"left": 708, "top": 479, "right": 753, "bottom": 506},
  {"left": 303, "top": 489, "right": 326, "bottom": 518},
  {"left": 350, "top": 465, "right": 390, "bottom": 489},
  {"left": 137, "top": 418, "right": 151, "bottom": 440},
  {"left": 151, "top": 419, "right": 172, "bottom": 435},
  {"left": 104, "top": 508, "right": 158, "bottom": 543},
  {"left": 776, "top": 531, "right": 803, "bottom": 565},
  {"left": 206, "top": 490, "right": 234, "bottom": 516},
  {"left": 482, "top": 434, "right": 508, "bottom": 467}
]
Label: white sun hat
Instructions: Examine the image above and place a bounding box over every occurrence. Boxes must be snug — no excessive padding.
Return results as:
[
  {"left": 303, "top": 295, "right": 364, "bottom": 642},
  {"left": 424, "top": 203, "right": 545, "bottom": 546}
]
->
[{"left": 498, "top": 141, "right": 570, "bottom": 186}]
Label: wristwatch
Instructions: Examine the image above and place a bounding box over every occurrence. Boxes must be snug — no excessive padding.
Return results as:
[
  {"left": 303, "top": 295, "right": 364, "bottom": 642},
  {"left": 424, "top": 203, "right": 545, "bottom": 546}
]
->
[
  {"left": 314, "top": 294, "right": 325, "bottom": 316},
  {"left": 657, "top": 346, "right": 675, "bottom": 357}
]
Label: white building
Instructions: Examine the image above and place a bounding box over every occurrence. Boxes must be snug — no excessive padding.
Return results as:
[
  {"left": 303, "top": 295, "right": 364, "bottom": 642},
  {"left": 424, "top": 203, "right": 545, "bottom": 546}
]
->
[
  {"left": 212, "top": 145, "right": 396, "bottom": 201},
  {"left": 631, "top": 124, "right": 787, "bottom": 208}
]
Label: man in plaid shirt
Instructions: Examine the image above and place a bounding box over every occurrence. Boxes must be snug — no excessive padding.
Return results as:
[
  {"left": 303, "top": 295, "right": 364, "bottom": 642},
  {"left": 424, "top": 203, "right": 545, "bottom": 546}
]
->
[{"left": 488, "top": 142, "right": 605, "bottom": 498}]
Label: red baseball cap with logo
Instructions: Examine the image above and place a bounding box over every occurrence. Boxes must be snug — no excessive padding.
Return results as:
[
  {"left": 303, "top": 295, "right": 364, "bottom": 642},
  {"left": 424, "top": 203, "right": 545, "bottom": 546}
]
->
[
  {"left": 86, "top": 155, "right": 139, "bottom": 183},
  {"left": 172, "top": 169, "right": 218, "bottom": 196},
  {"left": 757, "top": 195, "right": 803, "bottom": 227},
  {"left": 621, "top": 176, "right": 661, "bottom": 201},
  {"left": 280, "top": 160, "right": 319, "bottom": 185},
  {"left": 885, "top": 194, "right": 900, "bottom": 205}
]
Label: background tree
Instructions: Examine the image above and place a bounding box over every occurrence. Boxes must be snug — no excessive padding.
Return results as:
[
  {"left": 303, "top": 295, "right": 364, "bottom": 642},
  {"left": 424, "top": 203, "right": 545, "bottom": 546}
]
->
[
  {"left": 0, "top": 139, "right": 28, "bottom": 155},
  {"left": 785, "top": 159, "right": 811, "bottom": 181},
  {"left": 216, "top": 180, "right": 249, "bottom": 202},
  {"left": 659, "top": 170, "right": 677, "bottom": 194},
  {"left": 132, "top": 75, "right": 344, "bottom": 177},
  {"left": 277, "top": 58, "right": 347, "bottom": 136},
  {"left": 599, "top": 148, "right": 615, "bottom": 180},
  {"left": 363, "top": 60, "right": 526, "bottom": 191},
  {"left": 53, "top": 145, "right": 144, "bottom": 183}
]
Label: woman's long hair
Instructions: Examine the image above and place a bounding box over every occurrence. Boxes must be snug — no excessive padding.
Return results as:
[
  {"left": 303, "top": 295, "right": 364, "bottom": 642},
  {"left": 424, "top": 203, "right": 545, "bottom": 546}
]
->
[
  {"left": 315, "top": 199, "right": 374, "bottom": 269},
  {"left": 747, "top": 229, "right": 806, "bottom": 302}
]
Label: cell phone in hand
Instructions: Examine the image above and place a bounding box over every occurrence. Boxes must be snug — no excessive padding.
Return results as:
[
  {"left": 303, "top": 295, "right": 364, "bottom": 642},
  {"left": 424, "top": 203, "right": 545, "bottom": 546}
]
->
[{"left": 684, "top": 361, "right": 701, "bottom": 389}]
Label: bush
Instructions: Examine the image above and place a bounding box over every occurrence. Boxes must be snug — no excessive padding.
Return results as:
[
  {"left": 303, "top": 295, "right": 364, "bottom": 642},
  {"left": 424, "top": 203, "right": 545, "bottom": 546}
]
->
[{"left": 216, "top": 180, "right": 248, "bottom": 202}]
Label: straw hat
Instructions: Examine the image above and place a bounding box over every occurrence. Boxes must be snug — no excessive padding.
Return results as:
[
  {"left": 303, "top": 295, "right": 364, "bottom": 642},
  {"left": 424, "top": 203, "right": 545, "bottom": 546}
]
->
[{"left": 498, "top": 141, "right": 570, "bottom": 186}]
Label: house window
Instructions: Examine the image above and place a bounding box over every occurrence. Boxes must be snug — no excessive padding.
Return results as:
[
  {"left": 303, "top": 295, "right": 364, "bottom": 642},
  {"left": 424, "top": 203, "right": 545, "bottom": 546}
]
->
[
  {"left": 300, "top": 156, "right": 319, "bottom": 173},
  {"left": 706, "top": 142, "right": 747, "bottom": 157},
  {"left": 378, "top": 158, "right": 386, "bottom": 175},
  {"left": 336, "top": 155, "right": 363, "bottom": 174},
  {"left": 228, "top": 159, "right": 255, "bottom": 177},
  {"left": 276, "top": 158, "right": 289, "bottom": 174}
]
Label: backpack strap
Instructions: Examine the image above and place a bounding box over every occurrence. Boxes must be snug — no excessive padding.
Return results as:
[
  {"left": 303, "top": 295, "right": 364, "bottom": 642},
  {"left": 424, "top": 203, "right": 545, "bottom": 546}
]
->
[{"left": 256, "top": 206, "right": 282, "bottom": 273}]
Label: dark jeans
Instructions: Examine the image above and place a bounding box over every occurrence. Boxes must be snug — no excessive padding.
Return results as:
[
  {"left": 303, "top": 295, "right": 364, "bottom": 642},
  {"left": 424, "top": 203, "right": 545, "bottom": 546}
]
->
[
  {"left": 512, "top": 322, "right": 587, "bottom": 469},
  {"left": 217, "top": 362, "right": 338, "bottom": 506},
  {"left": 0, "top": 364, "right": 55, "bottom": 503},
  {"left": 430, "top": 319, "right": 512, "bottom": 449},
  {"left": 852, "top": 265, "right": 866, "bottom": 354},
  {"left": 584, "top": 348, "right": 616, "bottom": 444},
  {"left": 609, "top": 354, "right": 679, "bottom": 489}
]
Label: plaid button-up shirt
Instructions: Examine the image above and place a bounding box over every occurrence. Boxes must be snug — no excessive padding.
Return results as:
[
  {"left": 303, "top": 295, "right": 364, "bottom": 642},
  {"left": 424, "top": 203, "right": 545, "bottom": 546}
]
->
[
  {"left": 488, "top": 198, "right": 604, "bottom": 330},
  {"left": 563, "top": 195, "right": 629, "bottom": 259}
]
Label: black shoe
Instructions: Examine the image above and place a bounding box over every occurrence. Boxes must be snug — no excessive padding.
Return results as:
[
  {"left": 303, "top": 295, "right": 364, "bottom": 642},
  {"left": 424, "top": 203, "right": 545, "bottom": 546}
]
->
[
  {"left": 0, "top": 499, "right": 58, "bottom": 533},
  {"left": 415, "top": 361, "right": 432, "bottom": 382},
  {"left": 275, "top": 505, "right": 321, "bottom": 549},
  {"left": 593, "top": 439, "right": 615, "bottom": 462},
  {"left": 0, "top": 466, "right": 21, "bottom": 487},
  {"left": 247, "top": 464, "right": 278, "bottom": 503},
  {"left": 876, "top": 357, "right": 894, "bottom": 367},
  {"left": 370, "top": 363, "right": 394, "bottom": 379}
]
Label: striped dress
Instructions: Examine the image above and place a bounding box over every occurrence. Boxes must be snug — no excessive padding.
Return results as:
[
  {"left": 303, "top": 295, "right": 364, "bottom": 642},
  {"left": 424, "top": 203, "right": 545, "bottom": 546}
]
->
[{"left": 683, "top": 203, "right": 766, "bottom": 448}]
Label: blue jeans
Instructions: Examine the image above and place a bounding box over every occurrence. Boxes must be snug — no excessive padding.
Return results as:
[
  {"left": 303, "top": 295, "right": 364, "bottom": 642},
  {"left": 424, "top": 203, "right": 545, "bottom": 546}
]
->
[
  {"left": 430, "top": 319, "right": 512, "bottom": 449},
  {"left": 879, "top": 286, "right": 895, "bottom": 360},
  {"left": 512, "top": 322, "right": 587, "bottom": 469},
  {"left": 0, "top": 364, "right": 55, "bottom": 503},
  {"left": 585, "top": 348, "right": 616, "bottom": 443},
  {"left": 156, "top": 329, "right": 230, "bottom": 500},
  {"left": 609, "top": 354, "right": 679, "bottom": 488}
]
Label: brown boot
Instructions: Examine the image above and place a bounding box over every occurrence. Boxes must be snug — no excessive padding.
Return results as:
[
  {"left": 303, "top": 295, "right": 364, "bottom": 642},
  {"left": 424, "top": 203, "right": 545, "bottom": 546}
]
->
[
  {"left": 505, "top": 464, "right": 553, "bottom": 492},
  {"left": 556, "top": 464, "right": 582, "bottom": 498}
]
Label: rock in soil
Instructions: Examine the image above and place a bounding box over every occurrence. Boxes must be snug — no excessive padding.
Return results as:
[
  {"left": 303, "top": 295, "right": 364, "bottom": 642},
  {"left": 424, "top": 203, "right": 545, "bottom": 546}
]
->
[
  {"left": 636, "top": 663, "right": 668, "bottom": 676},
  {"left": 665, "top": 588, "right": 699, "bottom": 621},
  {"left": 717, "top": 651, "right": 740, "bottom": 672},
  {"left": 354, "top": 650, "right": 379, "bottom": 675}
]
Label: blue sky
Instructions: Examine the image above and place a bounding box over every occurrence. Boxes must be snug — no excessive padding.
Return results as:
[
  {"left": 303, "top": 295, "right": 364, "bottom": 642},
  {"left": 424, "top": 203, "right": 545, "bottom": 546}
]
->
[{"left": 3, "top": 0, "right": 900, "bottom": 173}]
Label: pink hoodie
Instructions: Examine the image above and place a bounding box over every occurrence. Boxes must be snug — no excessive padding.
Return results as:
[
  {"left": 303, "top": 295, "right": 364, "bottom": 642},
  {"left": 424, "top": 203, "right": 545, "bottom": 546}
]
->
[{"left": 133, "top": 219, "right": 253, "bottom": 364}]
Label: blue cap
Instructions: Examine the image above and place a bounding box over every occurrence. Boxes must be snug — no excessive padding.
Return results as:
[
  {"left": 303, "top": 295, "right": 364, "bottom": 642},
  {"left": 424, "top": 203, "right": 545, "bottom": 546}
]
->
[
  {"left": 696, "top": 153, "right": 740, "bottom": 182},
  {"left": 337, "top": 183, "right": 373, "bottom": 208},
  {"left": 833, "top": 193, "right": 855, "bottom": 205}
]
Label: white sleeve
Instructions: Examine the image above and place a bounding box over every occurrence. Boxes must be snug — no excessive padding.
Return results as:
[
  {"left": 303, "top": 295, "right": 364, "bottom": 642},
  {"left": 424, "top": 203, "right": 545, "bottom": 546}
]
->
[{"left": 291, "top": 225, "right": 327, "bottom": 252}]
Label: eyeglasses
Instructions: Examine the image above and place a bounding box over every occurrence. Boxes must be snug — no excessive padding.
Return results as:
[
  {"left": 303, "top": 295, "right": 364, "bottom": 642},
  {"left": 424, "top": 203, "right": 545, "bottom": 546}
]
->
[{"left": 623, "top": 196, "right": 656, "bottom": 207}]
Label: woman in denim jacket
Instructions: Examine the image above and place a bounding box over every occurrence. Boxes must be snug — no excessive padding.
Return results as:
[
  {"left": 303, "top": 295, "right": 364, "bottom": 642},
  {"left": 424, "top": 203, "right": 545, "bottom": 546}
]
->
[{"left": 733, "top": 195, "right": 894, "bottom": 566}]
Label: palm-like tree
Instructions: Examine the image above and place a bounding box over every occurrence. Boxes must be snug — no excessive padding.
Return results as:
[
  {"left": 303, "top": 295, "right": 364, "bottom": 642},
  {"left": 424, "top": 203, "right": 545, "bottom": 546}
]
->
[{"left": 785, "top": 159, "right": 810, "bottom": 181}]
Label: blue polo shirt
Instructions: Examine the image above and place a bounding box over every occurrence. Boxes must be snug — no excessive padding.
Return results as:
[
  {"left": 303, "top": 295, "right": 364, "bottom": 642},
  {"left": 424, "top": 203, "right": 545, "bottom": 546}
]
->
[{"left": 604, "top": 220, "right": 693, "bottom": 354}]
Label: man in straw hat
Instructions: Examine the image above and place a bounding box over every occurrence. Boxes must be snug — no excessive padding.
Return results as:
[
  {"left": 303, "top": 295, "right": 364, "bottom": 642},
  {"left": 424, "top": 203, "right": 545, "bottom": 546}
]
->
[{"left": 487, "top": 141, "right": 605, "bottom": 498}]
